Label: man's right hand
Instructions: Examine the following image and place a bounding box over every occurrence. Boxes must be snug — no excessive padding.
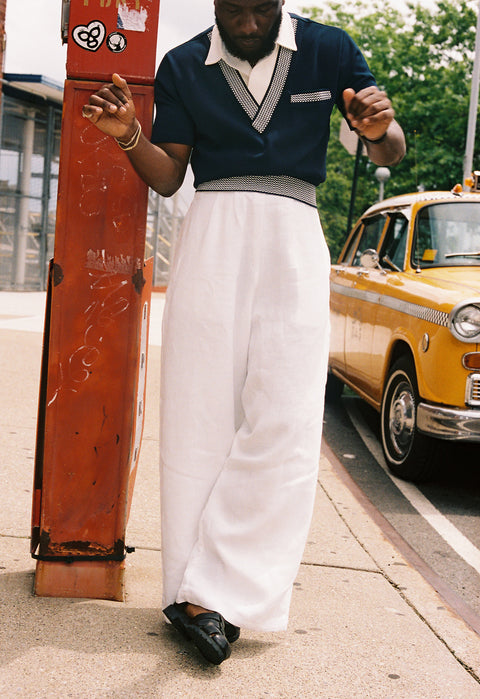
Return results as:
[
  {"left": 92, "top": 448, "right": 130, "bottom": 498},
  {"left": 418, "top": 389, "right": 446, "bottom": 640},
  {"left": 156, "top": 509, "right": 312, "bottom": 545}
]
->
[
  {"left": 81, "top": 72, "right": 191, "bottom": 197},
  {"left": 82, "top": 73, "right": 138, "bottom": 142}
]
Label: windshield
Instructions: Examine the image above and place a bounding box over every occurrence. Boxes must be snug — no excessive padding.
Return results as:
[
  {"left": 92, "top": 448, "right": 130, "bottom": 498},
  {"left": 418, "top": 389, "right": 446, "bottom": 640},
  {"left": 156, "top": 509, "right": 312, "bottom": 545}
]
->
[{"left": 412, "top": 202, "right": 480, "bottom": 268}]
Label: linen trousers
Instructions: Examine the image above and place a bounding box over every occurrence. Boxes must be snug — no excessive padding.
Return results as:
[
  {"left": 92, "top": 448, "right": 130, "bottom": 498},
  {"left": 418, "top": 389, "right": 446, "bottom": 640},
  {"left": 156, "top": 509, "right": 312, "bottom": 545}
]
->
[{"left": 160, "top": 190, "right": 330, "bottom": 631}]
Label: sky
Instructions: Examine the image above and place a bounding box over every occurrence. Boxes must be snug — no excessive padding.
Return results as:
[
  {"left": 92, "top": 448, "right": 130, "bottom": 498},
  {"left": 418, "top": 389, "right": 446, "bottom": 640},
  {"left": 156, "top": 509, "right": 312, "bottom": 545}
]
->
[{"left": 4, "top": 0, "right": 321, "bottom": 84}]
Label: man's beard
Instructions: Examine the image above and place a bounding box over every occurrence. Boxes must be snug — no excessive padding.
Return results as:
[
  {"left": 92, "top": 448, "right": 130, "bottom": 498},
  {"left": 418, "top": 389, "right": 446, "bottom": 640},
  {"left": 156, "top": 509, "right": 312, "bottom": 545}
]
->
[{"left": 215, "top": 10, "right": 282, "bottom": 65}]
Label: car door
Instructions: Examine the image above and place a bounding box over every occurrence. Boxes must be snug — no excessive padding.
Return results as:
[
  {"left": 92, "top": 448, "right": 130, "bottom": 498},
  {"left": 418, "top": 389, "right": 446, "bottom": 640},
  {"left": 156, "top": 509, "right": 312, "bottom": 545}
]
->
[
  {"left": 364, "top": 212, "right": 410, "bottom": 402},
  {"left": 330, "top": 221, "right": 364, "bottom": 376},
  {"left": 343, "top": 213, "right": 388, "bottom": 394}
]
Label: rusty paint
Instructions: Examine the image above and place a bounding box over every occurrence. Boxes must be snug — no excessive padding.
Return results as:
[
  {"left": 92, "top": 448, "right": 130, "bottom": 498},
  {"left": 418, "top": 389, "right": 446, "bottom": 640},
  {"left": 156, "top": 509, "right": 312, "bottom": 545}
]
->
[
  {"left": 52, "top": 263, "right": 64, "bottom": 286},
  {"left": 37, "top": 529, "right": 126, "bottom": 560},
  {"left": 132, "top": 267, "right": 146, "bottom": 294}
]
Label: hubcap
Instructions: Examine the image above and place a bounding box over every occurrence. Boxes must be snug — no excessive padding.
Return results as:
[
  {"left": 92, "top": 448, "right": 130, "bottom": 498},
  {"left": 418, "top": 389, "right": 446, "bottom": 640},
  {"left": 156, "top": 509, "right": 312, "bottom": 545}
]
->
[{"left": 388, "top": 380, "right": 415, "bottom": 458}]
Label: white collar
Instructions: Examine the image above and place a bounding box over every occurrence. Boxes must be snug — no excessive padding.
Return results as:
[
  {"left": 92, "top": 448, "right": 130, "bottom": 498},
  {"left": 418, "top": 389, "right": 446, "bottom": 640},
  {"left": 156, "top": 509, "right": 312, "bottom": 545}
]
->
[{"left": 205, "top": 8, "right": 297, "bottom": 69}]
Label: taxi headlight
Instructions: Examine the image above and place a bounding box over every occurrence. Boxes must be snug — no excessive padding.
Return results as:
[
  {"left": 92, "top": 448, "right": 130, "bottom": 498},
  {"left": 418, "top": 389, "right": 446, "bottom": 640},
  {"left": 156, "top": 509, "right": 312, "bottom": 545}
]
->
[{"left": 449, "top": 301, "right": 480, "bottom": 342}]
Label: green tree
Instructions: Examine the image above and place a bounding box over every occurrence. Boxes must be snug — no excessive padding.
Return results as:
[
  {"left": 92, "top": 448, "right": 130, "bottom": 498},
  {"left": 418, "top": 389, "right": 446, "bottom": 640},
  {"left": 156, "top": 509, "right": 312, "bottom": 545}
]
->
[{"left": 305, "top": 0, "right": 479, "bottom": 260}]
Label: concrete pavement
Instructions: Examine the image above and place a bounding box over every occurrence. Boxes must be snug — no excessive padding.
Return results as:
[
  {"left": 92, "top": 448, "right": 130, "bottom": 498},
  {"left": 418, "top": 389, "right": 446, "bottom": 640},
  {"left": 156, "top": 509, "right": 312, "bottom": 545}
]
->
[{"left": 1, "top": 290, "right": 480, "bottom": 698}]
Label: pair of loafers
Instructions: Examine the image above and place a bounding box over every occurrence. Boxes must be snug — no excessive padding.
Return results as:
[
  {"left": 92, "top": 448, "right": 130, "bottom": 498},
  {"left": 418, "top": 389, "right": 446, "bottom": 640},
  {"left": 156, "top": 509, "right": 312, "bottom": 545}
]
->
[{"left": 163, "top": 602, "right": 240, "bottom": 665}]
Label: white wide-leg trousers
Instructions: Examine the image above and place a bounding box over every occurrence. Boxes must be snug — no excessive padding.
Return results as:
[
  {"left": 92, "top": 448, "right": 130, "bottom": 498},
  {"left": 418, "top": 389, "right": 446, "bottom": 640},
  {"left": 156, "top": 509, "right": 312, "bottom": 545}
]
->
[{"left": 160, "top": 190, "right": 330, "bottom": 631}]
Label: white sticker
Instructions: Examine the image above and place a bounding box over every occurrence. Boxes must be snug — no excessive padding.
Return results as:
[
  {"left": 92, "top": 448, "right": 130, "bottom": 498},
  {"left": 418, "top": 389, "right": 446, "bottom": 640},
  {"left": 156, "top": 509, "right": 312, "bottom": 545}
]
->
[
  {"left": 117, "top": 6, "right": 148, "bottom": 32},
  {"left": 72, "top": 21, "right": 106, "bottom": 52}
]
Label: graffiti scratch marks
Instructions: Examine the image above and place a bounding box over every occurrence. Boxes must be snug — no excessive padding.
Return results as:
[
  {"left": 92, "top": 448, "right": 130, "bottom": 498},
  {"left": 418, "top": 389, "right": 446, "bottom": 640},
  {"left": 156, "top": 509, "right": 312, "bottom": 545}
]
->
[
  {"left": 86, "top": 249, "right": 142, "bottom": 275},
  {"left": 83, "top": 1, "right": 142, "bottom": 9},
  {"left": 78, "top": 124, "right": 128, "bottom": 217},
  {"left": 47, "top": 270, "right": 130, "bottom": 406}
]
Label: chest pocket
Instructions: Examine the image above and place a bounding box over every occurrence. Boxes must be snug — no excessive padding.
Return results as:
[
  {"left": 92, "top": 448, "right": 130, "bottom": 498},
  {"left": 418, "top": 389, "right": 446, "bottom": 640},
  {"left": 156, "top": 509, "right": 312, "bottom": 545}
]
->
[{"left": 290, "top": 90, "right": 332, "bottom": 103}]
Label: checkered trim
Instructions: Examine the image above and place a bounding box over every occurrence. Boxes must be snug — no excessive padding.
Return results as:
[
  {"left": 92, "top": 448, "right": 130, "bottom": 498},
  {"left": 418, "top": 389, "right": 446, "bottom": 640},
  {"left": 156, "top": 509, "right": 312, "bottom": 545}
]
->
[
  {"left": 291, "top": 91, "right": 332, "bottom": 103},
  {"left": 252, "top": 38, "right": 295, "bottom": 133},
  {"left": 218, "top": 60, "right": 258, "bottom": 120},
  {"left": 197, "top": 175, "right": 317, "bottom": 207},
  {"left": 331, "top": 282, "right": 450, "bottom": 327},
  {"left": 380, "top": 295, "right": 449, "bottom": 326},
  {"left": 211, "top": 19, "right": 298, "bottom": 134}
]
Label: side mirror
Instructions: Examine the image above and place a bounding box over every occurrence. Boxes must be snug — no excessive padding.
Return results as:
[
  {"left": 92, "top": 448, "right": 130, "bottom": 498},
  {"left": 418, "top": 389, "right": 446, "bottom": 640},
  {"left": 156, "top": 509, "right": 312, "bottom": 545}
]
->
[{"left": 359, "top": 249, "right": 380, "bottom": 269}]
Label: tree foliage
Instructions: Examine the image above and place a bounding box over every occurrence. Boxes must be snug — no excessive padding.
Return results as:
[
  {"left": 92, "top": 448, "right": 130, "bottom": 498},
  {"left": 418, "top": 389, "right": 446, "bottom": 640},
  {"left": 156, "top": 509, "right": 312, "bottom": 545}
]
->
[{"left": 303, "top": 0, "right": 479, "bottom": 260}]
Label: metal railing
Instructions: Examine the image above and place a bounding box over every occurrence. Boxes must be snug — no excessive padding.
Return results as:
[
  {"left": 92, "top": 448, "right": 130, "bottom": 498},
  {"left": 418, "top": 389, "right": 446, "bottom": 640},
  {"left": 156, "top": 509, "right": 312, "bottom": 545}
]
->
[{"left": 146, "top": 189, "right": 187, "bottom": 288}]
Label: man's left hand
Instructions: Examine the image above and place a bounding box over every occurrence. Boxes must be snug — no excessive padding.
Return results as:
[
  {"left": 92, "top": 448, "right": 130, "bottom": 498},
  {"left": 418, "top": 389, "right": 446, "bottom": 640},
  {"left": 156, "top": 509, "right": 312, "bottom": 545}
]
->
[{"left": 343, "top": 86, "right": 394, "bottom": 141}]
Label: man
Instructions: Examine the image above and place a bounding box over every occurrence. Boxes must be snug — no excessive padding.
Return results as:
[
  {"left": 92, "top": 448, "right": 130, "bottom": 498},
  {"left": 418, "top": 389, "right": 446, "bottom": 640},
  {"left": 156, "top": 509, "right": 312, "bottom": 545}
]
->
[{"left": 83, "top": 0, "right": 405, "bottom": 665}]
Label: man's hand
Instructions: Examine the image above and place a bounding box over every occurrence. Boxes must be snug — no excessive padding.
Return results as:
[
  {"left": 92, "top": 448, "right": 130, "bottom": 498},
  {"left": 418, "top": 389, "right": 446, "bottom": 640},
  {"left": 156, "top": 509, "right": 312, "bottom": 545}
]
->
[
  {"left": 342, "top": 86, "right": 394, "bottom": 142},
  {"left": 342, "top": 86, "right": 406, "bottom": 166},
  {"left": 81, "top": 72, "right": 191, "bottom": 197},
  {"left": 82, "top": 73, "right": 137, "bottom": 142}
]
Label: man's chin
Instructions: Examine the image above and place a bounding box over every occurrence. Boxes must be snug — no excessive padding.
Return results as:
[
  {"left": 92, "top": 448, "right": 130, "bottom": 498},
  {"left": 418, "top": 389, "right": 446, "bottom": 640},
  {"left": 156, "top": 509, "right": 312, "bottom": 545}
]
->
[
  {"left": 225, "top": 39, "right": 276, "bottom": 64},
  {"left": 235, "top": 46, "right": 270, "bottom": 63}
]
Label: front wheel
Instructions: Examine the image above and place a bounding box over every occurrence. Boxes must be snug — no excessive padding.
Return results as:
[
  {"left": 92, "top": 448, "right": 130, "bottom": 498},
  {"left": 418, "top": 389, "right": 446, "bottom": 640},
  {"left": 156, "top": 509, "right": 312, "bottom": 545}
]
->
[
  {"left": 380, "top": 357, "right": 438, "bottom": 482},
  {"left": 325, "top": 371, "right": 344, "bottom": 404}
]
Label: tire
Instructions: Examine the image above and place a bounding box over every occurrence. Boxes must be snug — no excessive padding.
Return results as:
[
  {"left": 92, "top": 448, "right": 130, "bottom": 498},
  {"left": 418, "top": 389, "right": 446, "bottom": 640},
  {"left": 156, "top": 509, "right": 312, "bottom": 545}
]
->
[
  {"left": 325, "top": 371, "right": 344, "bottom": 404},
  {"left": 380, "top": 356, "right": 438, "bottom": 482}
]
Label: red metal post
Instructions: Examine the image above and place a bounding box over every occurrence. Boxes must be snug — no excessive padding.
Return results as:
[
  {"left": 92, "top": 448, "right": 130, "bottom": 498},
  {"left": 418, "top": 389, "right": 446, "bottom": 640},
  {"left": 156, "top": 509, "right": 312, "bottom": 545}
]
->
[{"left": 32, "top": 0, "right": 160, "bottom": 600}]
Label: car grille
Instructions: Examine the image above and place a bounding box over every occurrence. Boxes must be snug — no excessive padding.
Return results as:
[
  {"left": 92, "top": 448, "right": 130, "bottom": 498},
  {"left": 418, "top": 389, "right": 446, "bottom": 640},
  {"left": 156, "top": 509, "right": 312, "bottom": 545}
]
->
[{"left": 466, "top": 374, "right": 480, "bottom": 406}]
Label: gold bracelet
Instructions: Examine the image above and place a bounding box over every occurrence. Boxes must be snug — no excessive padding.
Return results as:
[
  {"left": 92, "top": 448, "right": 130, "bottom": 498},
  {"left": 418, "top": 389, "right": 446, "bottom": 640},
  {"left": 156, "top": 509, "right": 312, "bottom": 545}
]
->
[
  {"left": 116, "top": 122, "right": 140, "bottom": 148},
  {"left": 116, "top": 122, "right": 142, "bottom": 151}
]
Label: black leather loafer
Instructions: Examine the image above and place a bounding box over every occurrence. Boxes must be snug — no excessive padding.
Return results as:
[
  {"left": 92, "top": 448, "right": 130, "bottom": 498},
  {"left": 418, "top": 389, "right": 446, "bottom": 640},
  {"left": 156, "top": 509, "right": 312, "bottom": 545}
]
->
[
  {"left": 184, "top": 611, "right": 231, "bottom": 665},
  {"left": 163, "top": 603, "right": 240, "bottom": 665}
]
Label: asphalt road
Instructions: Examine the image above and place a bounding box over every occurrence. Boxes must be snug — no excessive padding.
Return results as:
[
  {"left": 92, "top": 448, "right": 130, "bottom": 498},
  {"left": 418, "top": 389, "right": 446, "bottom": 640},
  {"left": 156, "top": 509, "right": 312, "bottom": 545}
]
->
[{"left": 323, "top": 392, "right": 480, "bottom": 625}]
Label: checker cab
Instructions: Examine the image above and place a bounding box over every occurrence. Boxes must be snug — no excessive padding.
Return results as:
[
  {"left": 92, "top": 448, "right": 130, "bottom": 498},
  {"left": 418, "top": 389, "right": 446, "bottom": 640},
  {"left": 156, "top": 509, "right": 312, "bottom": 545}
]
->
[{"left": 328, "top": 184, "right": 480, "bottom": 481}]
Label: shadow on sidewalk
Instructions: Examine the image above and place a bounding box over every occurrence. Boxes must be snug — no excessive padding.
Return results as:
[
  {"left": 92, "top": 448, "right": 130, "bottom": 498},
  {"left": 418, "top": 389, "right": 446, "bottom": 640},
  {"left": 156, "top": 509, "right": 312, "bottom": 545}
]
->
[{"left": 0, "top": 566, "right": 279, "bottom": 693}]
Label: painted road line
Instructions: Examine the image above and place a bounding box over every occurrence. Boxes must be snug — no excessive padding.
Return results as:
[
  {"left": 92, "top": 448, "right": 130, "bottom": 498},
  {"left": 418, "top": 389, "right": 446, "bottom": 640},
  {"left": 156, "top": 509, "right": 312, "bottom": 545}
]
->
[{"left": 346, "top": 400, "right": 480, "bottom": 577}]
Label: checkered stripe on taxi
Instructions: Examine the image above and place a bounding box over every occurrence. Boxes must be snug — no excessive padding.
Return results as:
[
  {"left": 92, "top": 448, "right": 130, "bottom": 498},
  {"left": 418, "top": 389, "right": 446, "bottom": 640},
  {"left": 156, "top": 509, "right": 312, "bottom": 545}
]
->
[
  {"left": 379, "top": 296, "right": 449, "bottom": 326},
  {"left": 331, "top": 283, "right": 450, "bottom": 327}
]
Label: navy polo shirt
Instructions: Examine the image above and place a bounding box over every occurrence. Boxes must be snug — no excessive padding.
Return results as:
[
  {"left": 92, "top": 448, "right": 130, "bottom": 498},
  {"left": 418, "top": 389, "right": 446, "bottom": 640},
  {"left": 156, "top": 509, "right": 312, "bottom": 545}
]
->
[{"left": 151, "top": 14, "right": 376, "bottom": 189}]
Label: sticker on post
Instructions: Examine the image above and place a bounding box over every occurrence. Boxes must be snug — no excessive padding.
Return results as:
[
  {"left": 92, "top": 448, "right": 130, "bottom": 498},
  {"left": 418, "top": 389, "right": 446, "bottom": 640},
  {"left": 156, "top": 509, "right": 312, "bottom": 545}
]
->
[
  {"left": 107, "top": 32, "right": 127, "bottom": 53},
  {"left": 117, "top": 5, "right": 148, "bottom": 32},
  {"left": 72, "top": 21, "right": 106, "bottom": 52}
]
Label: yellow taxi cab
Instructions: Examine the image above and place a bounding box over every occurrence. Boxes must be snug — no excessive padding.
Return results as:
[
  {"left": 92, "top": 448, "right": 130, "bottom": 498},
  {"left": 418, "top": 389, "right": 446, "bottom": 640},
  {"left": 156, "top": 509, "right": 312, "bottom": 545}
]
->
[{"left": 328, "top": 176, "right": 480, "bottom": 482}]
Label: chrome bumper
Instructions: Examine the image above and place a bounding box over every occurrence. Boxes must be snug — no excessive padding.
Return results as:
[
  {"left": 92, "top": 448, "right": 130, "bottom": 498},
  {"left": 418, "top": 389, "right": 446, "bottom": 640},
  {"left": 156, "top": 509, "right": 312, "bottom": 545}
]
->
[{"left": 417, "top": 402, "right": 480, "bottom": 442}]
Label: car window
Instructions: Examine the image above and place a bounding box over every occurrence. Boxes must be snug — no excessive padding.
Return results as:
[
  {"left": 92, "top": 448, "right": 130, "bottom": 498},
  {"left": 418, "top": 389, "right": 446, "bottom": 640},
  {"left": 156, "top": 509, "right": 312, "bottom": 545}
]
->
[
  {"left": 379, "top": 214, "right": 409, "bottom": 270},
  {"left": 351, "top": 214, "right": 387, "bottom": 266},
  {"left": 340, "top": 222, "right": 363, "bottom": 265},
  {"left": 412, "top": 202, "right": 480, "bottom": 268}
]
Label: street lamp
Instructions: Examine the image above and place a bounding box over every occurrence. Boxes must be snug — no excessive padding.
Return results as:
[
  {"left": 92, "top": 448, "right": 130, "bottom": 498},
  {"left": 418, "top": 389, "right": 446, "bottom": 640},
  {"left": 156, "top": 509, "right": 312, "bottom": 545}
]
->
[{"left": 375, "top": 166, "right": 391, "bottom": 201}]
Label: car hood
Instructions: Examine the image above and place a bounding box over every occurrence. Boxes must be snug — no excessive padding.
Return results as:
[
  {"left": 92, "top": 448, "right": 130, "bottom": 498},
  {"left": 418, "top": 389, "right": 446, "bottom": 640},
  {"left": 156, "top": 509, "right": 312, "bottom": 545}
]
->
[
  {"left": 413, "top": 267, "right": 480, "bottom": 297},
  {"left": 395, "top": 267, "right": 480, "bottom": 313}
]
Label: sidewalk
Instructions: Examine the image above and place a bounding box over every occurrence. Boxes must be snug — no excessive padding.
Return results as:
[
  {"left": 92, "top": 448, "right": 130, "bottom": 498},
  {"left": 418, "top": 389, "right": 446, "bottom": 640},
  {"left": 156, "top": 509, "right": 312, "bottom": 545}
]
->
[{"left": 1, "top": 291, "right": 480, "bottom": 698}]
